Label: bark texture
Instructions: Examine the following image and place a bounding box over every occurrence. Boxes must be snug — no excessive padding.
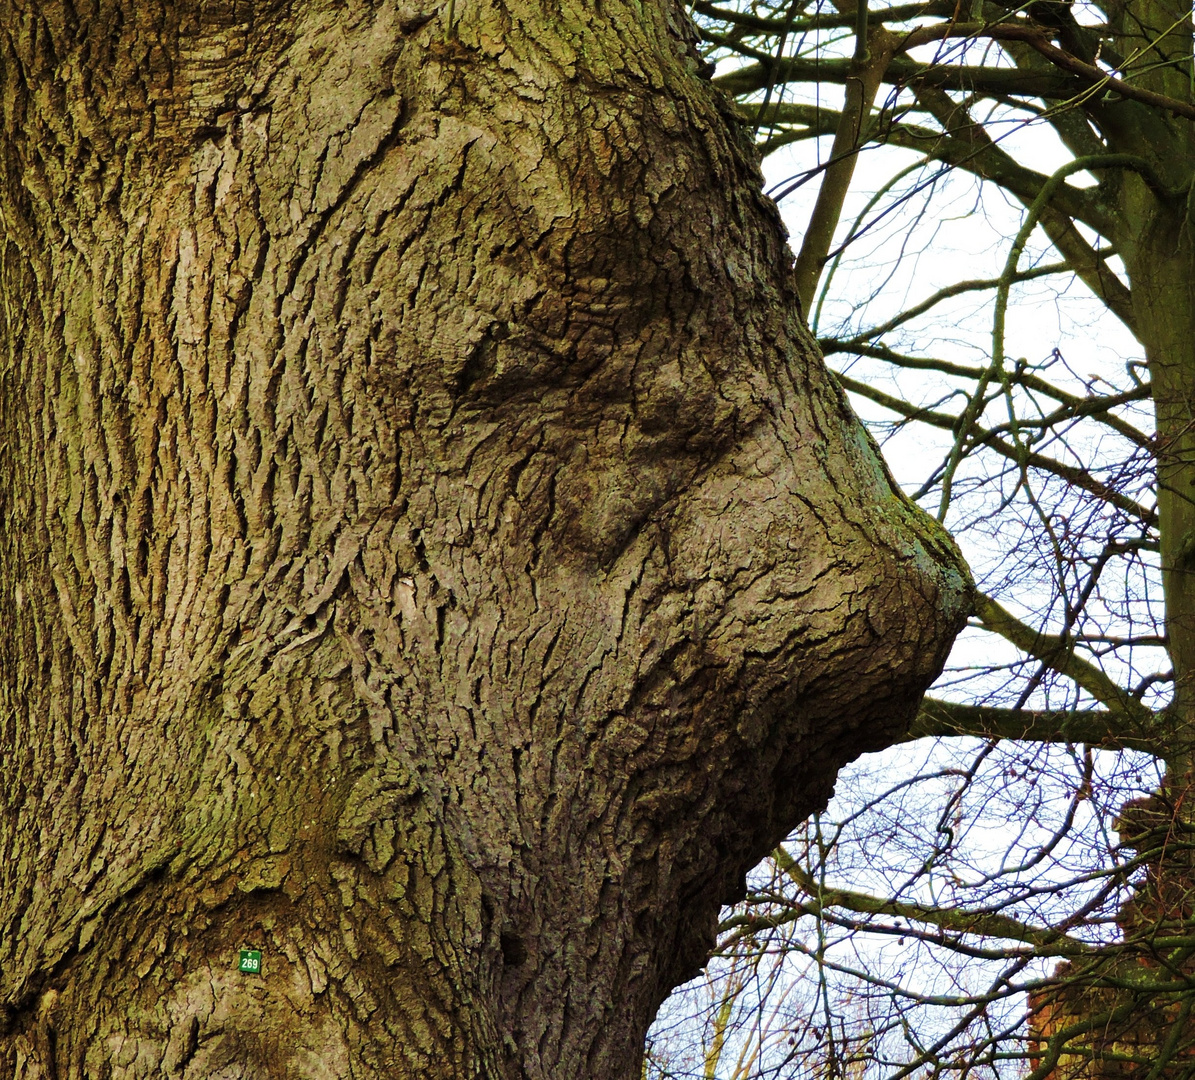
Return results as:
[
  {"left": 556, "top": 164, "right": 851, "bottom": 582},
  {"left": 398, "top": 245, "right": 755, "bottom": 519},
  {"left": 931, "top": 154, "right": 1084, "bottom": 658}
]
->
[{"left": 0, "top": 1, "right": 970, "bottom": 1077}]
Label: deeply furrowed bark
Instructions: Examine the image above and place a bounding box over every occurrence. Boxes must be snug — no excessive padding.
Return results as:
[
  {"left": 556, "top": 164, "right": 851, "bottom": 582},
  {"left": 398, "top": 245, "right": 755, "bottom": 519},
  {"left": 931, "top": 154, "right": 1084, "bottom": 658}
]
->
[{"left": 0, "top": 1, "right": 970, "bottom": 1077}]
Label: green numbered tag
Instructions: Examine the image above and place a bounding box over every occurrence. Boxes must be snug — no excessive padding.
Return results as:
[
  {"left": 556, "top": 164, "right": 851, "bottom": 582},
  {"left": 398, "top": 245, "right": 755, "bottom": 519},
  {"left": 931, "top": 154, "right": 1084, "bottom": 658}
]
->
[{"left": 238, "top": 949, "right": 262, "bottom": 974}]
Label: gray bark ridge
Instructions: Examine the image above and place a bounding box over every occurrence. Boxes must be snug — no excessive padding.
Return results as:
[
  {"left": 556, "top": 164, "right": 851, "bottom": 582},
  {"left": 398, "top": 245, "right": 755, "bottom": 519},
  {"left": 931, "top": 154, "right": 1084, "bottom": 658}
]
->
[{"left": 0, "top": 1, "right": 971, "bottom": 1077}]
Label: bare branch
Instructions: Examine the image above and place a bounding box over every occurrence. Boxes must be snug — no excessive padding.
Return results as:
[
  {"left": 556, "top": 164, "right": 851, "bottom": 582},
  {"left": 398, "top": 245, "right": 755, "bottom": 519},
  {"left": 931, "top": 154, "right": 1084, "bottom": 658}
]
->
[
  {"left": 837, "top": 261, "right": 1076, "bottom": 340},
  {"left": 835, "top": 372, "right": 1158, "bottom": 524},
  {"left": 822, "top": 340, "right": 1153, "bottom": 449},
  {"left": 713, "top": 54, "right": 1086, "bottom": 102},
  {"left": 771, "top": 846, "right": 1095, "bottom": 956},
  {"left": 906, "top": 697, "right": 1165, "bottom": 753},
  {"left": 692, "top": 0, "right": 957, "bottom": 36},
  {"left": 793, "top": 23, "right": 898, "bottom": 310},
  {"left": 973, "top": 592, "right": 1159, "bottom": 726},
  {"left": 991, "top": 24, "right": 1195, "bottom": 123},
  {"left": 910, "top": 88, "right": 1137, "bottom": 328},
  {"left": 711, "top": 16, "right": 1195, "bottom": 121}
]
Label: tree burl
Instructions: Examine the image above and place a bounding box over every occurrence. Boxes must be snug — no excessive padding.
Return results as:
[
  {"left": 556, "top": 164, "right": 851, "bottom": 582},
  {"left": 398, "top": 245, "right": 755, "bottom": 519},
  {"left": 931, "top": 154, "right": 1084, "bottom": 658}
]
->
[{"left": 0, "top": 1, "right": 970, "bottom": 1077}]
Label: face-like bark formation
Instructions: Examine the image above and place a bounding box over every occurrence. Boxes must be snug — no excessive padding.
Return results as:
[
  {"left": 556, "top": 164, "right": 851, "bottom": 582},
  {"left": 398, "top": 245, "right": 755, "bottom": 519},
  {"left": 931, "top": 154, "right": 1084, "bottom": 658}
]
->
[{"left": 0, "top": 1, "right": 971, "bottom": 1077}]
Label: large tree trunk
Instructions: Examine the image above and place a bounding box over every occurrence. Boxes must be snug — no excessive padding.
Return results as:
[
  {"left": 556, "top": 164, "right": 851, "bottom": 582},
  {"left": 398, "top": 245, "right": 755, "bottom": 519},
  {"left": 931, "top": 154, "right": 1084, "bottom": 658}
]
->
[{"left": 0, "top": 2, "right": 970, "bottom": 1077}]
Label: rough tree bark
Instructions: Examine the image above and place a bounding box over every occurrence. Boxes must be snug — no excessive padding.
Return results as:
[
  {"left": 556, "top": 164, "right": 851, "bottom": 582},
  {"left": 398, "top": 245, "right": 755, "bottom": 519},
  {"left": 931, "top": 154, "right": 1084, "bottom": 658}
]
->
[{"left": 0, "top": 1, "right": 970, "bottom": 1077}]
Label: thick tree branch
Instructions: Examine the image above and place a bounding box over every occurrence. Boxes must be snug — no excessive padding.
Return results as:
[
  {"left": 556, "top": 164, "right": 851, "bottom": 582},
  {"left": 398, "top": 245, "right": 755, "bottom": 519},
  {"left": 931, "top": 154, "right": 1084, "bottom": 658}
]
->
[
  {"left": 849, "top": 17, "right": 1195, "bottom": 120},
  {"left": 906, "top": 697, "right": 1165, "bottom": 753},
  {"left": 915, "top": 89, "right": 1120, "bottom": 234},
  {"left": 714, "top": 54, "right": 1087, "bottom": 101},
  {"left": 758, "top": 97, "right": 1123, "bottom": 260},
  {"left": 750, "top": 101, "right": 843, "bottom": 139},
  {"left": 735, "top": 90, "right": 1137, "bottom": 334},
  {"left": 758, "top": 98, "right": 1112, "bottom": 220},
  {"left": 821, "top": 340, "right": 989, "bottom": 378},
  {"left": 1027, "top": 387, "right": 1154, "bottom": 450},
  {"left": 716, "top": 45, "right": 1167, "bottom": 330},
  {"left": 693, "top": 0, "right": 957, "bottom": 35}
]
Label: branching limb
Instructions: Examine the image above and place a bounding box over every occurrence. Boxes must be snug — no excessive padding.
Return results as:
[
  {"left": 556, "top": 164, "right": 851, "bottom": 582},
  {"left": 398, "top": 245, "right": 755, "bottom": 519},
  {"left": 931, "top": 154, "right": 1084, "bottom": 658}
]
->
[
  {"left": 991, "top": 23, "right": 1195, "bottom": 122},
  {"left": 752, "top": 93, "right": 1137, "bottom": 328},
  {"left": 973, "top": 592, "right": 1159, "bottom": 728},
  {"left": 713, "top": 51, "right": 1088, "bottom": 99},
  {"left": 770, "top": 846, "right": 1095, "bottom": 956},
  {"left": 907, "top": 697, "right": 1165, "bottom": 753},
  {"left": 911, "top": 88, "right": 1137, "bottom": 328},
  {"left": 734, "top": 89, "right": 1118, "bottom": 238},
  {"left": 834, "top": 372, "right": 1158, "bottom": 524},
  {"left": 823, "top": 339, "right": 1153, "bottom": 448},
  {"left": 838, "top": 261, "right": 1075, "bottom": 340},
  {"left": 707, "top": 15, "right": 1195, "bottom": 120},
  {"left": 692, "top": 0, "right": 957, "bottom": 36}
]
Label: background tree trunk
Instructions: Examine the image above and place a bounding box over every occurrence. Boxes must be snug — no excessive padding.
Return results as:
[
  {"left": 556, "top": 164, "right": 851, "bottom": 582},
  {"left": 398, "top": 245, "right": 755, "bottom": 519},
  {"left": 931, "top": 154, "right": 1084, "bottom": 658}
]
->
[{"left": 0, "top": 1, "right": 970, "bottom": 1077}]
